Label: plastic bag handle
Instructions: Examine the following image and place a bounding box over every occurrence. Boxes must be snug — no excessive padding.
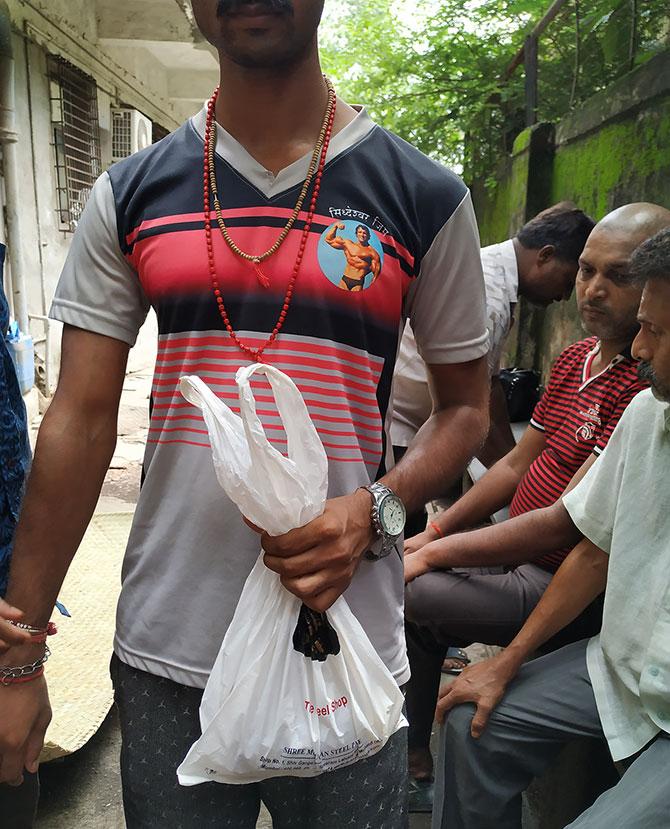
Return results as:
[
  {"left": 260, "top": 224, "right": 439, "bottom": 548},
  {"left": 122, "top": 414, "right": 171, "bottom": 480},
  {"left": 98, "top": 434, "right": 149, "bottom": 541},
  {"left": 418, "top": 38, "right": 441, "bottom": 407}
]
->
[{"left": 236, "top": 363, "right": 326, "bottom": 475}]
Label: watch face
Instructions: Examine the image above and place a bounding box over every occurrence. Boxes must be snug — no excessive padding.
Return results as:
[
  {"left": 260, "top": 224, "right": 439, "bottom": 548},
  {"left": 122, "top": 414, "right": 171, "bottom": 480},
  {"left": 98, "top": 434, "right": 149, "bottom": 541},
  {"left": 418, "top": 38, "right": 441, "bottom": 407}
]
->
[{"left": 380, "top": 495, "right": 406, "bottom": 536}]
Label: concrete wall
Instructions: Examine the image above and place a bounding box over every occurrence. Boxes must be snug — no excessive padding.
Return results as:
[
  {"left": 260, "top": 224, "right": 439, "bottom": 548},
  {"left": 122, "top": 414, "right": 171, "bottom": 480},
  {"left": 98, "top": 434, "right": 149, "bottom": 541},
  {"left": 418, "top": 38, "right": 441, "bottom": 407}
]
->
[
  {"left": 472, "top": 50, "right": 670, "bottom": 381},
  {"left": 1, "top": 0, "right": 216, "bottom": 395}
]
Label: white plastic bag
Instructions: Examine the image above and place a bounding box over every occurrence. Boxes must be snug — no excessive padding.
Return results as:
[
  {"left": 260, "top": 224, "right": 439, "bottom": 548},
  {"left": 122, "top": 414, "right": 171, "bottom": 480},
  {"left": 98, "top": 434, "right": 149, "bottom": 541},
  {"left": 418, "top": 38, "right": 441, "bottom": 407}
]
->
[{"left": 177, "top": 365, "right": 406, "bottom": 786}]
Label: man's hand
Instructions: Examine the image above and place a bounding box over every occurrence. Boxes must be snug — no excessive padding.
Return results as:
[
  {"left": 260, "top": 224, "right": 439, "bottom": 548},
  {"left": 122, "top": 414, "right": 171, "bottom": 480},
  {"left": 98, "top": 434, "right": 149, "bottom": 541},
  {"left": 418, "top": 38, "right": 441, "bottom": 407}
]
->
[
  {"left": 403, "top": 545, "right": 433, "bottom": 583},
  {"left": 435, "top": 652, "right": 520, "bottom": 738},
  {"left": 0, "top": 600, "right": 31, "bottom": 655},
  {"left": 259, "top": 490, "right": 375, "bottom": 612},
  {"left": 403, "top": 526, "right": 439, "bottom": 556},
  {"left": 0, "top": 671, "right": 51, "bottom": 785}
]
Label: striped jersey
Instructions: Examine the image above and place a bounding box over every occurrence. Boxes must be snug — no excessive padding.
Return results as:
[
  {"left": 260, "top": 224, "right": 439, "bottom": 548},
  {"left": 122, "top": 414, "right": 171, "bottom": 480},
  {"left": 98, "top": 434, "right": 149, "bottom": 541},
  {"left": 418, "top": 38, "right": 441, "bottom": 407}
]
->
[
  {"left": 510, "top": 337, "right": 646, "bottom": 571},
  {"left": 50, "top": 107, "right": 488, "bottom": 687}
]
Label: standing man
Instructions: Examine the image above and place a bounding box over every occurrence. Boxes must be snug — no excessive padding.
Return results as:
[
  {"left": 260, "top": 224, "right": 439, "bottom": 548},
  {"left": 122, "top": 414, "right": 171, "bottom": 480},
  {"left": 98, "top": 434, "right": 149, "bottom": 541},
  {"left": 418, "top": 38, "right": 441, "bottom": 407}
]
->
[
  {"left": 392, "top": 203, "right": 595, "bottom": 472},
  {"left": 0, "top": 2, "right": 490, "bottom": 826},
  {"left": 434, "top": 226, "right": 670, "bottom": 829}
]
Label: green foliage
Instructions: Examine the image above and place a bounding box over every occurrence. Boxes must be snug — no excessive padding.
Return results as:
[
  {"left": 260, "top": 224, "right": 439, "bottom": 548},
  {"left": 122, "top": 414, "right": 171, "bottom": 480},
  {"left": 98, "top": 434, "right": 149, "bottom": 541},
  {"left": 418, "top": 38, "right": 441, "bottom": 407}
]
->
[{"left": 321, "top": 0, "right": 670, "bottom": 180}]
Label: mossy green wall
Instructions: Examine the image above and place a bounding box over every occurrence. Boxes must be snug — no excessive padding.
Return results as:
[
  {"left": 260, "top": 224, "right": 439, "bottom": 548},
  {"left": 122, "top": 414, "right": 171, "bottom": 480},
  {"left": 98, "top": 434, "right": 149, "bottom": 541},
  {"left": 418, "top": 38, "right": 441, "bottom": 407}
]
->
[
  {"left": 471, "top": 51, "right": 670, "bottom": 380},
  {"left": 538, "top": 95, "right": 670, "bottom": 378}
]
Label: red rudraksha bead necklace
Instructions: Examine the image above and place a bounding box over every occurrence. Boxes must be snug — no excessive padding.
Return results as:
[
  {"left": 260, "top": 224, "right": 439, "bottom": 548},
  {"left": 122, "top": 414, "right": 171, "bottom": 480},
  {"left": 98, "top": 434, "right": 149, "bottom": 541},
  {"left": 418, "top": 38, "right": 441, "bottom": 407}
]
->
[{"left": 202, "top": 78, "right": 337, "bottom": 362}]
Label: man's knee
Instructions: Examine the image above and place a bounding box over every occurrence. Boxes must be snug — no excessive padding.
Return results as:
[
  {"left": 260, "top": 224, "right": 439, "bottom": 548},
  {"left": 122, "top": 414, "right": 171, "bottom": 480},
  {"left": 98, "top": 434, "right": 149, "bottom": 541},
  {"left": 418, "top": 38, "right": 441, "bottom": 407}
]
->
[
  {"left": 443, "top": 702, "right": 477, "bottom": 753},
  {"left": 406, "top": 572, "right": 457, "bottom": 626}
]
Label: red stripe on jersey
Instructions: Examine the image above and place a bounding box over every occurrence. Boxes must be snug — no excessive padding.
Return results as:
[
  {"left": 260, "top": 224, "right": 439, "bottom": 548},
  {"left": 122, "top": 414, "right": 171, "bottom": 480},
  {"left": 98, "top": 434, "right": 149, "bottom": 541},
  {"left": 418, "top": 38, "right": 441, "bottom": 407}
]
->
[
  {"left": 151, "top": 379, "right": 380, "bottom": 410},
  {"left": 151, "top": 396, "right": 382, "bottom": 424},
  {"left": 155, "top": 351, "right": 380, "bottom": 385},
  {"left": 126, "top": 207, "right": 416, "bottom": 270},
  {"left": 157, "top": 335, "right": 384, "bottom": 374},
  {"left": 128, "top": 226, "right": 412, "bottom": 327},
  {"left": 151, "top": 410, "right": 381, "bottom": 446}
]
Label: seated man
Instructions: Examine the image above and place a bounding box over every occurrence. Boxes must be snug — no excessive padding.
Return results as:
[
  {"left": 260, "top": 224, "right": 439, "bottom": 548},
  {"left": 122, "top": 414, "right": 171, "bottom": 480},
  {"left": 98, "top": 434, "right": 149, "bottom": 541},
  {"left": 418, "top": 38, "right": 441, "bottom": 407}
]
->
[
  {"left": 392, "top": 202, "right": 595, "bottom": 490},
  {"left": 402, "top": 203, "right": 670, "bottom": 798},
  {"left": 434, "top": 226, "right": 670, "bottom": 829}
]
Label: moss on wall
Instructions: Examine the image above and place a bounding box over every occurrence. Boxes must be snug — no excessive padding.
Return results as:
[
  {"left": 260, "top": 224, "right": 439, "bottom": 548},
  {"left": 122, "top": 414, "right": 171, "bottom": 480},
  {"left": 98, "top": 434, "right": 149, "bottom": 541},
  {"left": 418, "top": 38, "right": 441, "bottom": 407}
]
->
[
  {"left": 471, "top": 52, "right": 670, "bottom": 381},
  {"left": 551, "top": 99, "right": 670, "bottom": 221},
  {"left": 537, "top": 98, "right": 670, "bottom": 378},
  {"left": 472, "top": 162, "right": 514, "bottom": 246}
]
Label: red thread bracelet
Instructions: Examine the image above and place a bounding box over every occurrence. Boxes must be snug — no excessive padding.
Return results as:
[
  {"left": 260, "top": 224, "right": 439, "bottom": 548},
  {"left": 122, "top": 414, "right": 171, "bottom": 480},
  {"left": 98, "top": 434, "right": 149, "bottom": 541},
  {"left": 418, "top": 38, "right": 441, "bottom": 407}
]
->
[
  {"left": 2, "top": 667, "right": 44, "bottom": 685},
  {"left": 428, "top": 520, "right": 443, "bottom": 538}
]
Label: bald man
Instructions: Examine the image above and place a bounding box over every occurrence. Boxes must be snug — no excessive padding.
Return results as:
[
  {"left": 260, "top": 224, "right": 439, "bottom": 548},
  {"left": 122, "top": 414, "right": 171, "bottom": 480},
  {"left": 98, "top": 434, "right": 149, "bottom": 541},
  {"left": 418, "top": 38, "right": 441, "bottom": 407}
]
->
[{"left": 402, "top": 203, "right": 670, "bottom": 801}]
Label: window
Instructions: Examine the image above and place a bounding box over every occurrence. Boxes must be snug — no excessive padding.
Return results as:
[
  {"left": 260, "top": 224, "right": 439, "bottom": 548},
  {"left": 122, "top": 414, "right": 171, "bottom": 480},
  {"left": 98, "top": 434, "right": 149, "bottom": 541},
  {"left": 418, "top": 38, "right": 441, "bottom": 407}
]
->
[{"left": 47, "top": 55, "right": 102, "bottom": 231}]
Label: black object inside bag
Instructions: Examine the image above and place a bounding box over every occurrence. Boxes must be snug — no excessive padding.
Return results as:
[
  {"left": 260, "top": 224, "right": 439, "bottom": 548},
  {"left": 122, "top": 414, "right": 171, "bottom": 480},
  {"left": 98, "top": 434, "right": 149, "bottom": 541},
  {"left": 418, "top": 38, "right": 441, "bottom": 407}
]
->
[
  {"left": 499, "top": 368, "right": 542, "bottom": 422},
  {"left": 293, "top": 604, "right": 341, "bottom": 661}
]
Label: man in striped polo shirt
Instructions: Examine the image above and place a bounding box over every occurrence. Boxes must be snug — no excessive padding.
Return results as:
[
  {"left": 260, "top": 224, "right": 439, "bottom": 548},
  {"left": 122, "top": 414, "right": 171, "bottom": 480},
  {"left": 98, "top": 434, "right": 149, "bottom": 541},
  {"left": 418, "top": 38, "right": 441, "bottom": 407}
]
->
[
  {"left": 0, "top": 1, "right": 491, "bottom": 825},
  {"left": 402, "top": 203, "right": 670, "bottom": 796}
]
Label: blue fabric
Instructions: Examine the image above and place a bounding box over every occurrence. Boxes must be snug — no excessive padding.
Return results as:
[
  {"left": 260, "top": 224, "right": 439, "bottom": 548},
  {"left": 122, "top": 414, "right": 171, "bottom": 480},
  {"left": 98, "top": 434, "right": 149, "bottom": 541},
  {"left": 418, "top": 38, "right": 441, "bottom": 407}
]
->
[{"left": 0, "top": 243, "right": 31, "bottom": 596}]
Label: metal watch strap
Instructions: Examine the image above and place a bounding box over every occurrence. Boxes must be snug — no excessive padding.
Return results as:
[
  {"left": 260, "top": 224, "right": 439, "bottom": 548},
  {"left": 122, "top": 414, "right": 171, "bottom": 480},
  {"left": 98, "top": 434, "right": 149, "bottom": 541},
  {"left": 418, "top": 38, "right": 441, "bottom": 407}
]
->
[{"left": 362, "top": 482, "right": 403, "bottom": 560}]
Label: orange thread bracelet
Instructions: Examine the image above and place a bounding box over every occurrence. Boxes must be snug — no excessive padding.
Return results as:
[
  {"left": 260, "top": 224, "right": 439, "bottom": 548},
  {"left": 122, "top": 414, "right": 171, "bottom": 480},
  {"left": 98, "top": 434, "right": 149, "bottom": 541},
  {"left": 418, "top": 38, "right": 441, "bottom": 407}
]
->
[{"left": 428, "top": 520, "right": 443, "bottom": 538}]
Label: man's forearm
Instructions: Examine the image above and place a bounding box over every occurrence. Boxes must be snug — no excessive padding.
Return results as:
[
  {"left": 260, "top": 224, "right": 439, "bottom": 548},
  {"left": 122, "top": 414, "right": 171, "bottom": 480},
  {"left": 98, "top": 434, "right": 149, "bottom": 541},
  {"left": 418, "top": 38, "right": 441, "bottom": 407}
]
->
[
  {"left": 383, "top": 402, "right": 488, "bottom": 514},
  {"left": 430, "top": 456, "right": 522, "bottom": 536},
  {"left": 425, "top": 502, "right": 582, "bottom": 569},
  {"left": 5, "top": 402, "right": 117, "bottom": 628},
  {"left": 501, "top": 538, "right": 608, "bottom": 669}
]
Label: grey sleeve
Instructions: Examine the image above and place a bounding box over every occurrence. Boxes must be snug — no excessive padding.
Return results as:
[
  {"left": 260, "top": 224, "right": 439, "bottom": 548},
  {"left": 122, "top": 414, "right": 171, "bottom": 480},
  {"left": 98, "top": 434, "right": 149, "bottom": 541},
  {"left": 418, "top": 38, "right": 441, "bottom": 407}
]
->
[
  {"left": 49, "top": 172, "right": 150, "bottom": 346},
  {"left": 405, "top": 190, "right": 489, "bottom": 365}
]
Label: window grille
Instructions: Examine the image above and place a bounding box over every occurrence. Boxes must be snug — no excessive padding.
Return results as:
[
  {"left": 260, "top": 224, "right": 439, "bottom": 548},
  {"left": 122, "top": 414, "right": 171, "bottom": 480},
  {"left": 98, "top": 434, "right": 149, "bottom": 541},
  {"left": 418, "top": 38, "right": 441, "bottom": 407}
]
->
[
  {"left": 112, "top": 109, "right": 133, "bottom": 160},
  {"left": 47, "top": 55, "right": 102, "bottom": 231}
]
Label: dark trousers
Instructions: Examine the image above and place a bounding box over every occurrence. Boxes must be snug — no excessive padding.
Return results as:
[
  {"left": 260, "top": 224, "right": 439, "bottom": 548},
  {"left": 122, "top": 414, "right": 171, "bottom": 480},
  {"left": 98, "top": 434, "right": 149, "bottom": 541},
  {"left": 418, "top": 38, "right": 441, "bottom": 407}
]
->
[
  {"left": 111, "top": 655, "right": 408, "bottom": 828},
  {"left": 435, "top": 639, "right": 670, "bottom": 829},
  {"left": 404, "top": 563, "right": 552, "bottom": 752}
]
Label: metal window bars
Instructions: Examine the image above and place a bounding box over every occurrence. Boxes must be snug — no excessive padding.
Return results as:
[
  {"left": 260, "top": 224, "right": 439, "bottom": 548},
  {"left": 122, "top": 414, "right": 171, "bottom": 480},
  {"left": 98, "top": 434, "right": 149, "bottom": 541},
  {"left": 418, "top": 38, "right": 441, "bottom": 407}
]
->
[{"left": 47, "top": 55, "right": 102, "bottom": 232}]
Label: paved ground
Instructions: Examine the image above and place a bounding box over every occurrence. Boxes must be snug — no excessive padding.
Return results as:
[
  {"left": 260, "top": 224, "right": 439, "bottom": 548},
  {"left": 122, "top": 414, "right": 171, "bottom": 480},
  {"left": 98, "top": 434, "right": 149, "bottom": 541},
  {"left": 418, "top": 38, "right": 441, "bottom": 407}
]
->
[{"left": 31, "top": 313, "right": 491, "bottom": 828}]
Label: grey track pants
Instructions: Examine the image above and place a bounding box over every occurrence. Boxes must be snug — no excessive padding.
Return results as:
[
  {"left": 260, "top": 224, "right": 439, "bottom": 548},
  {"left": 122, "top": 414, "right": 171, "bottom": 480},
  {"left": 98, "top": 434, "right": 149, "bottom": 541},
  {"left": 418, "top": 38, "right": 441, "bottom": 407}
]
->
[
  {"left": 434, "top": 639, "right": 670, "bottom": 829},
  {"left": 111, "top": 655, "right": 408, "bottom": 829}
]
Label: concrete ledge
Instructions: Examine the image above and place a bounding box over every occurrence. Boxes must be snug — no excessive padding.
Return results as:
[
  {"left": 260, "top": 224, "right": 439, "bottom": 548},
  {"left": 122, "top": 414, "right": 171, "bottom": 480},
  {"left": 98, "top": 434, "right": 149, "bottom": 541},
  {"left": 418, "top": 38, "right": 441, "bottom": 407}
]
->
[{"left": 556, "top": 50, "right": 670, "bottom": 146}]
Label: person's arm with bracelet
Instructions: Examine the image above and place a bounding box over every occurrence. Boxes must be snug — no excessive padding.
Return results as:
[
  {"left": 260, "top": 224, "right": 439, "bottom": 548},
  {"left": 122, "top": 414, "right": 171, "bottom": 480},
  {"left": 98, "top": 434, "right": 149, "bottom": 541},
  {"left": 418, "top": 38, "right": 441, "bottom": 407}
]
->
[
  {"left": 404, "top": 423, "right": 546, "bottom": 554},
  {"left": 436, "top": 534, "right": 609, "bottom": 737},
  {"left": 403, "top": 451, "right": 599, "bottom": 582},
  {"left": 0, "top": 326, "right": 129, "bottom": 786}
]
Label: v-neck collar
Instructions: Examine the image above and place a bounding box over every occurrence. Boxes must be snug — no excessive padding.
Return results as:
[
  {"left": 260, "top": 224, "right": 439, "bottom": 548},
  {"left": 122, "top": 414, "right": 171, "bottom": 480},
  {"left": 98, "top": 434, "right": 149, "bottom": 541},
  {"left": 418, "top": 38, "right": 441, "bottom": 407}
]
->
[
  {"left": 190, "top": 105, "right": 376, "bottom": 200},
  {"left": 579, "top": 340, "right": 629, "bottom": 391}
]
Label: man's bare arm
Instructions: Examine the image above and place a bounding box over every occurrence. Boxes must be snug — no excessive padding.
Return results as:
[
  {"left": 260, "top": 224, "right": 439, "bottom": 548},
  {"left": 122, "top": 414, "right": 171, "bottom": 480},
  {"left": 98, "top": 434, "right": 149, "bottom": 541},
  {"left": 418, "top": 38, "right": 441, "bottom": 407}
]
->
[
  {"left": 4, "top": 325, "right": 128, "bottom": 633},
  {"left": 477, "top": 375, "right": 516, "bottom": 468},
  {"left": 383, "top": 356, "right": 490, "bottom": 513},
  {"left": 416, "top": 423, "right": 546, "bottom": 540},
  {"left": 0, "top": 326, "right": 129, "bottom": 784},
  {"left": 261, "top": 356, "right": 490, "bottom": 611},
  {"left": 405, "top": 450, "right": 599, "bottom": 577},
  {"left": 325, "top": 223, "right": 346, "bottom": 249},
  {"left": 370, "top": 250, "right": 381, "bottom": 280},
  {"left": 406, "top": 500, "right": 581, "bottom": 578},
  {"left": 436, "top": 537, "right": 608, "bottom": 737}
]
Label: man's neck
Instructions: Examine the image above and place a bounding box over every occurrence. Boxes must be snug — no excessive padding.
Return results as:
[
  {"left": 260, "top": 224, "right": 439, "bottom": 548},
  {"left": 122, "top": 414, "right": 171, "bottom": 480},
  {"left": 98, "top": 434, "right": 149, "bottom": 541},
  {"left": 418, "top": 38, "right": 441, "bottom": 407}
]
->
[
  {"left": 590, "top": 337, "right": 630, "bottom": 374},
  {"left": 214, "top": 53, "right": 357, "bottom": 175}
]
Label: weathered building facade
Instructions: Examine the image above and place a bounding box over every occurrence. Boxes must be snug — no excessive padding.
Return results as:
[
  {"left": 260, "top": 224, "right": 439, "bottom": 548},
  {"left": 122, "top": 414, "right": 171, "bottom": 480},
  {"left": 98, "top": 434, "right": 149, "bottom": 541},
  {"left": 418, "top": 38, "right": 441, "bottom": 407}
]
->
[{"left": 0, "top": 0, "right": 218, "bottom": 404}]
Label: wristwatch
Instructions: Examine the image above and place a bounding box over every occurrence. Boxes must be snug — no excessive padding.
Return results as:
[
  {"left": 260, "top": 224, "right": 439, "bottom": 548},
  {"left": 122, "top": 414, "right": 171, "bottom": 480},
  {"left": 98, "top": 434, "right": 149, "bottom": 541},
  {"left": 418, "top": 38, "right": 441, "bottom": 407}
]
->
[{"left": 362, "top": 482, "right": 406, "bottom": 560}]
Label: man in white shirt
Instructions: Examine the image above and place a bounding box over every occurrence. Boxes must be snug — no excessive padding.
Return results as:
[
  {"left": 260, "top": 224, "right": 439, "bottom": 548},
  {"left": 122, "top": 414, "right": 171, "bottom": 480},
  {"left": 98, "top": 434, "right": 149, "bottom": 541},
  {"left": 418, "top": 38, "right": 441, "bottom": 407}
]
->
[
  {"left": 434, "top": 226, "right": 670, "bottom": 829},
  {"left": 392, "top": 203, "right": 595, "bottom": 480}
]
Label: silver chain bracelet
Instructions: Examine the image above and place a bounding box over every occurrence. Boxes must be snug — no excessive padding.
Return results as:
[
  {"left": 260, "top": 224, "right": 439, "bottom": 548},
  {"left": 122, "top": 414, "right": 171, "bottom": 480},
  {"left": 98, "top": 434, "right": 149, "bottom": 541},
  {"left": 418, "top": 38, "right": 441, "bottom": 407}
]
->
[{"left": 0, "top": 645, "right": 50, "bottom": 686}]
